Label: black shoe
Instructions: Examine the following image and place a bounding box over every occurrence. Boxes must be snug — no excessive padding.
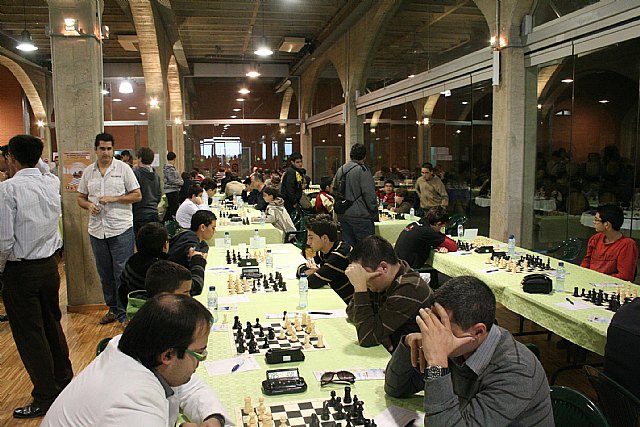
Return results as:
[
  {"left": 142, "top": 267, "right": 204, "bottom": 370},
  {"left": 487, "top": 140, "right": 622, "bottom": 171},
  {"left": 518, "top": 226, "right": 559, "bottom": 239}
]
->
[
  {"left": 13, "top": 404, "right": 48, "bottom": 418},
  {"left": 0, "top": 314, "right": 7, "bottom": 322}
]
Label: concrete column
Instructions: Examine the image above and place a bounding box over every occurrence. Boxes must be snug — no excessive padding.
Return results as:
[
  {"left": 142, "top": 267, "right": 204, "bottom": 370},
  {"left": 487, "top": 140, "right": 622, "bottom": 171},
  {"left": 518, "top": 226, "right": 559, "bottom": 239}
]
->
[
  {"left": 300, "top": 129, "right": 313, "bottom": 177},
  {"left": 48, "top": 0, "right": 104, "bottom": 310},
  {"left": 344, "top": 94, "right": 363, "bottom": 157},
  {"left": 147, "top": 98, "right": 166, "bottom": 182},
  {"left": 521, "top": 65, "right": 539, "bottom": 248},
  {"left": 171, "top": 120, "right": 185, "bottom": 173}
]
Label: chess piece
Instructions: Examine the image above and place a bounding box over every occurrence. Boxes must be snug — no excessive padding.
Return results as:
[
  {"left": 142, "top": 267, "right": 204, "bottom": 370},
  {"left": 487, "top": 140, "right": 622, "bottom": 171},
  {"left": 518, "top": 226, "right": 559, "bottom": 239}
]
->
[
  {"left": 294, "top": 317, "right": 302, "bottom": 331},
  {"left": 321, "top": 401, "right": 331, "bottom": 420},
  {"left": 237, "top": 338, "right": 245, "bottom": 354},
  {"left": 248, "top": 412, "right": 258, "bottom": 427},
  {"left": 334, "top": 400, "right": 344, "bottom": 419},
  {"left": 309, "top": 413, "right": 321, "bottom": 427},
  {"left": 289, "top": 328, "right": 299, "bottom": 342},
  {"left": 258, "top": 397, "right": 266, "bottom": 415},
  {"left": 343, "top": 386, "right": 352, "bottom": 404},
  {"left": 316, "top": 334, "right": 325, "bottom": 348},
  {"left": 233, "top": 316, "right": 241, "bottom": 329},
  {"left": 268, "top": 327, "right": 275, "bottom": 340},
  {"left": 303, "top": 334, "right": 312, "bottom": 349},
  {"left": 244, "top": 396, "right": 252, "bottom": 414},
  {"left": 263, "top": 410, "right": 273, "bottom": 427},
  {"left": 279, "top": 415, "right": 288, "bottom": 427},
  {"left": 259, "top": 326, "right": 265, "bottom": 337},
  {"left": 248, "top": 338, "right": 259, "bottom": 354},
  {"left": 262, "top": 336, "right": 270, "bottom": 349},
  {"left": 329, "top": 390, "right": 337, "bottom": 407},
  {"left": 278, "top": 328, "right": 286, "bottom": 340}
]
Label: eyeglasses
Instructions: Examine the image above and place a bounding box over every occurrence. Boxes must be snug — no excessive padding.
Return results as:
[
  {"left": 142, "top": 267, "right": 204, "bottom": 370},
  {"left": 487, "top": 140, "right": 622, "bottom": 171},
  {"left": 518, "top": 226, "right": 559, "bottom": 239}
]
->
[
  {"left": 185, "top": 348, "right": 208, "bottom": 362},
  {"left": 320, "top": 370, "right": 356, "bottom": 386}
]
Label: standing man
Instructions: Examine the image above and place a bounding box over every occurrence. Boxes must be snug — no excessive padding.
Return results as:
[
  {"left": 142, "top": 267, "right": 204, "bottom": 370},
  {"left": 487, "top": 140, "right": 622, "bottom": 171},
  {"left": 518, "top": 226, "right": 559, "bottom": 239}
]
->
[
  {"left": 0, "top": 135, "right": 73, "bottom": 419},
  {"left": 281, "top": 152, "right": 304, "bottom": 215},
  {"left": 132, "top": 147, "right": 161, "bottom": 236},
  {"left": 163, "top": 151, "right": 183, "bottom": 221},
  {"left": 77, "top": 133, "right": 142, "bottom": 325},
  {"left": 415, "top": 162, "right": 448, "bottom": 214},
  {"left": 333, "top": 143, "right": 378, "bottom": 246},
  {"left": 120, "top": 149, "right": 133, "bottom": 167}
]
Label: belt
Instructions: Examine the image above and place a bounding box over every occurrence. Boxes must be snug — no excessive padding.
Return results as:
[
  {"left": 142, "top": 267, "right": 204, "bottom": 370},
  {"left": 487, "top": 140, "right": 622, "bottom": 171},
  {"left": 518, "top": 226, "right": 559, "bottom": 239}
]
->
[{"left": 7, "top": 253, "right": 58, "bottom": 265}]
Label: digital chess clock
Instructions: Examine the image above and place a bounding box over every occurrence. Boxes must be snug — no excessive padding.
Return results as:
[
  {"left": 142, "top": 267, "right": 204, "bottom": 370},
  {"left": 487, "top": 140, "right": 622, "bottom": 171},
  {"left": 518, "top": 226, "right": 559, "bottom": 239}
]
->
[{"left": 262, "top": 368, "right": 307, "bottom": 395}]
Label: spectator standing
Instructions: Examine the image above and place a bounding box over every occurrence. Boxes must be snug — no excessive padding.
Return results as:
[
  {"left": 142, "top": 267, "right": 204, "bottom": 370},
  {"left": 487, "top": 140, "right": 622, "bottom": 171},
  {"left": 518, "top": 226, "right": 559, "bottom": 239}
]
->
[
  {"left": 132, "top": 147, "right": 161, "bottom": 236},
  {"left": 77, "top": 133, "right": 142, "bottom": 325},
  {"left": 333, "top": 143, "right": 378, "bottom": 245},
  {"left": 0, "top": 135, "right": 73, "bottom": 419},
  {"left": 162, "top": 151, "right": 183, "bottom": 221},
  {"left": 120, "top": 150, "right": 133, "bottom": 167},
  {"left": 281, "top": 152, "right": 304, "bottom": 215},
  {"left": 415, "top": 162, "right": 449, "bottom": 213}
]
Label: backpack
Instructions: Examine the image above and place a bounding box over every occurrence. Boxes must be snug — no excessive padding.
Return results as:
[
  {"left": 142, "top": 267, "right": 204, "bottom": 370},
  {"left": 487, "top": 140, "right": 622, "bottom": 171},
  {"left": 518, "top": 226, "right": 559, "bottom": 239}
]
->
[{"left": 333, "top": 165, "right": 362, "bottom": 215}]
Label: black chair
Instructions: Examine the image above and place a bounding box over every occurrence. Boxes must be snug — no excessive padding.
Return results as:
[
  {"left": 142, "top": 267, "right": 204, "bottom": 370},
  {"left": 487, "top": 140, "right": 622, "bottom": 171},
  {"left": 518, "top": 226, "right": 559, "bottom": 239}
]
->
[
  {"left": 585, "top": 365, "right": 640, "bottom": 427},
  {"left": 550, "top": 385, "right": 609, "bottom": 427},
  {"left": 542, "top": 237, "right": 586, "bottom": 265},
  {"left": 96, "top": 337, "right": 112, "bottom": 356},
  {"left": 285, "top": 230, "right": 307, "bottom": 250},
  {"left": 416, "top": 267, "right": 440, "bottom": 290},
  {"left": 445, "top": 214, "right": 467, "bottom": 236}
]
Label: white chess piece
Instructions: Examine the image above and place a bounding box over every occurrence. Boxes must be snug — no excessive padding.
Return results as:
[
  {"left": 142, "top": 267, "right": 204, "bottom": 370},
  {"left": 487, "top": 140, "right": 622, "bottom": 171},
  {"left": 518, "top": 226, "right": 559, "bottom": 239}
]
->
[
  {"left": 303, "top": 334, "right": 312, "bottom": 349},
  {"left": 278, "top": 328, "right": 286, "bottom": 340},
  {"left": 244, "top": 396, "right": 252, "bottom": 414},
  {"left": 248, "top": 411, "right": 258, "bottom": 427},
  {"left": 222, "top": 313, "right": 228, "bottom": 324},
  {"left": 258, "top": 397, "right": 266, "bottom": 415},
  {"left": 279, "top": 415, "right": 288, "bottom": 427},
  {"left": 316, "top": 334, "right": 325, "bottom": 348},
  {"left": 294, "top": 317, "right": 302, "bottom": 332}
]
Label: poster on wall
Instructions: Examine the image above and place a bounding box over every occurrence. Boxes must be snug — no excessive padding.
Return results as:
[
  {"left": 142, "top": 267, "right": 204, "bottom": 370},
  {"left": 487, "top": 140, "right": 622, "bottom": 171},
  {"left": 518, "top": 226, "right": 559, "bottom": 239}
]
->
[{"left": 62, "top": 151, "right": 92, "bottom": 193}]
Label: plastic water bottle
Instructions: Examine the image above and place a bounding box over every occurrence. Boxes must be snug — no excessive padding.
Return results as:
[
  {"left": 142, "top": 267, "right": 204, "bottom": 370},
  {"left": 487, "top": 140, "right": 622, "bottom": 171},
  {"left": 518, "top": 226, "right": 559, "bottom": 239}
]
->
[
  {"left": 457, "top": 224, "right": 464, "bottom": 238},
  {"left": 409, "top": 207, "right": 415, "bottom": 220},
  {"left": 254, "top": 229, "right": 260, "bottom": 240},
  {"left": 556, "top": 262, "right": 566, "bottom": 294},
  {"left": 379, "top": 199, "right": 384, "bottom": 210},
  {"left": 507, "top": 234, "right": 516, "bottom": 259},
  {"left": 224, "top": 231, "right": 231, "bottom": 249},
  {"left": 207, "top": 286, "right": 218, "bottom": 322},
  {"left": 298, "top": 273, "right": 309, "bottom": 308},
  {"left": 260, "top": 211, "right": 266, "bottom": 225},
  {"left": 233, "top": 190, "right": 238, "bottom": 207},
  {"left": 266, "top": 249, "right": 273, "bottom": 269}
]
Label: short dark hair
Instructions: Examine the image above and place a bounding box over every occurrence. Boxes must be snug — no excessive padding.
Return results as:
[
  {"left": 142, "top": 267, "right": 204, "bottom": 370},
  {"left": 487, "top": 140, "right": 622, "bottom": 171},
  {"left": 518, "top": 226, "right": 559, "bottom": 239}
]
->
[
  {"left": 263, "top": 186, "right": 281, "bottom": 199},
  {"left": 421, "top": 162, "right": 433, "bottom": 171},
  {"left": 289, "top": 152, "right": 302, "bottom": 164},
  {"left": 94, "top": 133, "right": 114, "bottom": 149},
  {"left": 8, "top": 134, "right": 43, "bottom": 167},
  {"left": 201, "top": 178, "right": 217, "bottom": 192},
  {"left": 145, "top": 260, "right": 192, "bottom": 298},
  {"left": 306, "top": 214, "right": 338, "bottom": 242},
  {"left": 396, "top": 188, "right": 408, "bottom": 198},
  {"left": 350, "top": 143, "right": 366, "bottom": 161},
  {"left": 243, "top": 177, "right": 252, "bottom": 185},
  {"left": 118, "top": 294, "right": 212, "bottom": 369},
  {"left": 320, "top": 176, "right": 333, "bottom": 192},
  {"left": 384, "top": 179, "right": 395, "bottom": 187},
  {"left": 252, "top": 172, "right": 264, "bottom": 183},
  {"left": 429, "top": 276, "right": 495, "bottom": 331},
  {"left": 135, "top": 222, "right": 167, "bottom": 255},
  {"left": 424, "top": 206, "right": 449, "bottom": 225},
  {"left": 167, "top": 151, "right": 176, "bottom": 161},
  {"left": 121, "top": 150, "right": 131, "bottom": 158},
  {"left": 137, "top": 147, "right": 154, "bottom": 165},
  {"left": 187, "top": 184, "right": 203, "bottom": 199},
  {"left": 350, "top": 235, "right": 398, "bottom": 270},
  {"left": 597, "top": 204, "right": 624, "bottom": 231},
  {"left": 190, "top": 209, "right": 216, "bottom": 232}
]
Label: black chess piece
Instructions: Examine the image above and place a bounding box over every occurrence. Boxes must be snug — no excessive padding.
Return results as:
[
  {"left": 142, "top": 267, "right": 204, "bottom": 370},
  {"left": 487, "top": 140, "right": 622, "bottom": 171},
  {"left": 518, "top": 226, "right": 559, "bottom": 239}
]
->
[
  {"left": 343, "top": 386, "right": 352, "bottom": 404},
  {"left": 309, "top": 412, "right": 321, "bottom": 427},
  {"left": 268, "top": 327, "right": 275, "bottom": 340},
  {"left": 283, "top": 311, "right": 288, "bottom": 320},
  {"left": 334, "top": 400, "right": 344, "bottom": 420},
  {"left": 281, "top": 282, "right": 287, "bottom": 292},
  {"left": 263, "top": 278, "right": 269, "bottom": 289},
  {"left": 321, "top": 401, "right": 331, "bottom": 421},
  {"left": 237, "top": 338, "right": 245, "bottom": 354},
  {"left": 573, "top": 287, "right": 579, "bottom": 297},
  {"left": 329, "top": 390, "right": 337, "bottom": 408},
  {"left": 261, "top": 336, "right": 270, "bottom": 349},
  {"left": 370, "top": 420, "right": 377, "bottom": 426},
  {"left": 248, "top": 339, "right": 259, "bottom": 354},
  {"left": 258, "top": 326, "right": 265, "bottom": 337},
  {"left": 232, "top": 316, "right": 241, "bottom": 329},
  {"left": 255, "top": 318, "right": 261, "bottom": 328},
  {"left": 252, "top": 281, "right": 257, "bottom": 293}
]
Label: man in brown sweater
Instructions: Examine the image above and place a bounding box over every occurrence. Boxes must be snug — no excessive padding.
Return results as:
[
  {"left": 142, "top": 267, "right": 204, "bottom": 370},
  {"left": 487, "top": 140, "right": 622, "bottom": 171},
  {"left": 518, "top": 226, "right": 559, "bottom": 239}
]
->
[
  {"left": 345, "top": 235, "right": 432, "bottom": 352},
  {"left": 415, "top": 162, "right": 448, "bottom": 213}
]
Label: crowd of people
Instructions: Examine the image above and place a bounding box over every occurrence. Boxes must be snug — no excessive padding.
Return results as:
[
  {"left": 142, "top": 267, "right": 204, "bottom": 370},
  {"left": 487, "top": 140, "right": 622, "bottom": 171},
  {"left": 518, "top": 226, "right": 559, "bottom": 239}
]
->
[{"left": 1, "top": 133, "right": 640, "bottom": 425}]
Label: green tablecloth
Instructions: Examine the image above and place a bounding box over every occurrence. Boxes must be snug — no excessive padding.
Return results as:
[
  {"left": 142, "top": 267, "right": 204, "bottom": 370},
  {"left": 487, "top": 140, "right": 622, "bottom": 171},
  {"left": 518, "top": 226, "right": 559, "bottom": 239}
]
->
[
  {"left": 207, "top": 223, "right": 283, "bottom": 246},
  {"left": 195, "top": 244, "right": 422, "bottom": 425},
  {"left": 430, "top": 237, "right": 639, "bottom": 355},
  {"left": 375, "top": 219, "right": 413, "bottom": 244}
]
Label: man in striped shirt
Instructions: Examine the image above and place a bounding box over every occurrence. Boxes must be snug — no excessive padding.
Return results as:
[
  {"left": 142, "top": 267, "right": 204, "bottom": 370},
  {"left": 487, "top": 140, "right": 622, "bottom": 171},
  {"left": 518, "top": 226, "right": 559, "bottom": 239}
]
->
[
  {"left": 345, "top": 235, "right": 432, "bottom": 352},
  {"left": 385, "top": 276, "right": 553, "bottom": 426},
  {"left": 296, "top": 214, "right": 353, "bottom": 304}
]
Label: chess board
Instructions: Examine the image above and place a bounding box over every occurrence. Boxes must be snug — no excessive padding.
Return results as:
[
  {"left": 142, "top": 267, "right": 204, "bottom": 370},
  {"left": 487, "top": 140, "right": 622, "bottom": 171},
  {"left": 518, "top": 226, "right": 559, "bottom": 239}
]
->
[
  {"left": 229, "top": 318, "right": 329, "bottom": 356},
  {"left": 238, "top": 398, "right": 369, "bottom": 427}
]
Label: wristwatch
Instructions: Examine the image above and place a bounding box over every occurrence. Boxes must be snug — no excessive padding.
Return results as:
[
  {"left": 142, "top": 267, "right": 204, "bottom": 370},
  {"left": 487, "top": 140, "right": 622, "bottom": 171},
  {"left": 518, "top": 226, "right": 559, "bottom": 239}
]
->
[{"left": 425, "top": 365, "right": 450, "bottom": 380}]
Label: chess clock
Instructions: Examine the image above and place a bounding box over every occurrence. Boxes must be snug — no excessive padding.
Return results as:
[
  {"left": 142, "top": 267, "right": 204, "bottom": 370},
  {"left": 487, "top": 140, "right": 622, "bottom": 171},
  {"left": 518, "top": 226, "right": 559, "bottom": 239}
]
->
[{"left": 262, "top": 368, "right": 308, "bottom": 395}]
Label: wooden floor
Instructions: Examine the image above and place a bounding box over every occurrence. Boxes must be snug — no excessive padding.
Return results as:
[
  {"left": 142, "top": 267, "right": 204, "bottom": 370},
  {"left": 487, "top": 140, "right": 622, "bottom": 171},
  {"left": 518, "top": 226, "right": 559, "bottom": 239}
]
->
[{"left": 0, "top": 257, "right": 603, "bottom": 426}]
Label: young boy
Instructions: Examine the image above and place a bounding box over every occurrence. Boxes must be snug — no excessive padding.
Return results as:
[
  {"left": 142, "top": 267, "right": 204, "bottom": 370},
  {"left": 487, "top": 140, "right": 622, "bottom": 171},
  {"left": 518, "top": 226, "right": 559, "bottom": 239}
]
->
[
  {"left": 254, "top": 186, "right": 296, "bottom": 238},
  {"left": 315, "top": 176, "right": 335, "bottom": 215}
]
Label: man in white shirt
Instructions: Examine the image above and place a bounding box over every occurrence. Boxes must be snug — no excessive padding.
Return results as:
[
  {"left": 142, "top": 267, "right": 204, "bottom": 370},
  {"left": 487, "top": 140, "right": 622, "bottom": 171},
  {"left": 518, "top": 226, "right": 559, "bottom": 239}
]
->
[
  {"left": 176, "top": 184, "right": 208, "bottom": 229},
  {"left": 42, "top": 294, "right": 230, "bottom": 427},
  {"left": 0, "top": 135, "right": 73, "bottom": 419},
  {"left": 77, "top": 133, "right": 142, "bottom": 325}
]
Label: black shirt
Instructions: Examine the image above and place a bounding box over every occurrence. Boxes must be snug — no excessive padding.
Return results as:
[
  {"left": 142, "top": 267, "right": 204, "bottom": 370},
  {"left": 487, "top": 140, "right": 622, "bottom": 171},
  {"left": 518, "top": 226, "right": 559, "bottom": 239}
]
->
[
  {"left": 394, "top": 219, "right": 445, "bottom": 268},
  {"left": 604, "top": 297, "right": 640, "bottom": 399}
]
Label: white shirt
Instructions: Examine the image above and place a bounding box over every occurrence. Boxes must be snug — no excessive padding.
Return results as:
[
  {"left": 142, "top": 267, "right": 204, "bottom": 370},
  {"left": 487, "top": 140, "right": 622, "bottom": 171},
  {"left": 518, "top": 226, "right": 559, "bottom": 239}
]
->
[
  {"left": 176, "top": 198, "right": 208, "bottom": 229},
  {"left": 0, "top": 159, "right": 62, "bottom": 272},
  {"left": 41, "top": 335, "right": 231, "bottom": 427},
  {"left": 78, "top": 159, "right": 140, "bottom": 238}
]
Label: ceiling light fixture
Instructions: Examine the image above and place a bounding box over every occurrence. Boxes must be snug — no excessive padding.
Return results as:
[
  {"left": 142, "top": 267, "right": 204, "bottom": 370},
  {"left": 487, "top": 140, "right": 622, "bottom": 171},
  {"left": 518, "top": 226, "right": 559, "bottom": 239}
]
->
[
  {"left": 246, "top": 69, "right": 261, "bottom": 78},
  {"left": 128, "top": 106, "right": 137, "bottom": 110},
  {"left": 561, "top": 78, "right": 573, "bottom": 83},
  {"left": 408, "top": 74, "right": 415, "bottom": 78},
  {"left": 599, "top": 99, "right": 610, "bottom": 104},
  {"left": 113, "top": 98, "right": 122, "bottom": 102},
  {"left": 16, "top": 0, "right": 37, "bottom": 52},
  {"left": 119, "top": 79, "right": 133, "bottom": 94},
  {"left": 174, "top": 117, "right": 182, "bottom": 124},
  {"left": 149, "top": 97, "right": 159, "bottom": 109},
  {"left": 236, "top": 98, "right": 245, "bottom": 102},
  {"left": 254, "top": 1, "right": 273, "bottom": 56},
  {"left": 36, "top": 120, "right": 45, "bottom": 127},
  {"left": 230, "top": 115, "right": 237, "bottom": 118},
  {"left": 233, "top": 108, "right": 241, "bottom": 112},
  {"left": 238, "top": 88, "right": 250, "bottom": 95},
  {"left": 461, "top": 101, "right": 469, "bottom": 105},
  {"left": 280, "top": 128, "right": 286, "bottom": 134}
]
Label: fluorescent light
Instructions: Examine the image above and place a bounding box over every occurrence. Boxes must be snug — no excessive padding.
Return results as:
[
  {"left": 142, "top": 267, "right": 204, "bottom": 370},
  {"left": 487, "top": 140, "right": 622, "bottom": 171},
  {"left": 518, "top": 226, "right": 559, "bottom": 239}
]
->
[
  {"left": 599, "top": 99, "right": 610, "bottom": 104},
  {"left": 537, "top": 104, "right": 542, "bottom": 109},
  {"left": 149, "top": 97, "right": 159, "bottom": 109},
  {"left": 113, "top": 98, "right": 122, "bottom": 102},
  {"left": 139, "top": 112, "right": 146, "bottom": 116},
  {"left": 16, "top": 30, "right": 38, "bottom": 52},
  {"left": 280, "top": 128, "right": 286, "bottom": 134},
  {"left": 174, "top": 117, "right": 182, "bottom": 124},
  {"left": 119, "top": 80, "right": 133, "bottom": 94},
  {"left": 233, "top": 108, "right": 241, "bottom": 112},
  {"left": 36, "top": 120, "right": 45, "bottom": 127},
  {"left": 236, "top": 98, "right": 245, "bottom": 102},
  {"left": 456, "top": 129, "right": 462, "bottom": 134},
  {"left": 128, "top": 106, "right": 137, "bottom": 110},
  {"left": 230, "top": 115, "right": 237, "bottom": 118},
  {"left": 338, "top": 134, "right": 342, "bottom": 137},
  {"left": 461, "top": 101, "right": 469, "bottom": 105},
  {"left": 101, "top": 89, "right": 109, "bottom": 95},
  {"left": 238, "top": 88, "right": 250, "bottom": 95},
  {"left": 561, "top": 78, "right": 573, "bottom": 83},
  {"left": 370, "top": 128, "right": 376, "bottom": 133},
  {"left": 402, "top": 115, "right": 407, "bottom": 119},
  {"left": 408, "top": 74, "right": 415, "bottom": 78},
  {"left": 484, "top": 114, "right": 490, "bottom": 118},
  {"left": 441, "top": 90, "right": 451, "bottom": 97}
]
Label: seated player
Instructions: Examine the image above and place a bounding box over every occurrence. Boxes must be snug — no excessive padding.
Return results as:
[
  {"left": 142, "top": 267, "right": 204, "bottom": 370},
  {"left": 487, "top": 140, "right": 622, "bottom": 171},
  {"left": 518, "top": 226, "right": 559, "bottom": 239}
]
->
[
  {"left": 315, "top": 176, "right": 335, "bottom": 215},
  {"left": 176, "top": 184, "right": 208, "bottom": 228},
  {"left": 253, "top": 186, "right": 296, "bottom": 237},
  {"left": 394, "top": 206, "right": 457, "bottom": 269},
  {"left": 388, "top": 188, "right": 412, "bottom": 214},
  {"left": 376, "top": 179, "right": 396, "bottom": 207},
  {"left": 604, "top": 297, "right": 640, "bottom": 399},
  {"left": 126, "top": 260, "right": 193, "bottom": 319},
  {"left": 385, "top": 276, "right": 553, "bottom": 426},
  {"left": 119, "top": 222, "right": 207, "bottom": 312},
  {"left": 581, "top": 204, "right": 638, "bottom": 281},
  {"left": 41, "top": 294, "right": 230, "bottom": 427},
  {"left": 201, "top": 178, "right": 217, "bottom": 207},
  {"left": 168, "top": 210, "right": 216, "bottom": 269},
  {"left": 296, "top": 214, "right": 354, "bottom": 304},
  {"left": 345, "top": 235, "right": 432, "bottom": 352}
]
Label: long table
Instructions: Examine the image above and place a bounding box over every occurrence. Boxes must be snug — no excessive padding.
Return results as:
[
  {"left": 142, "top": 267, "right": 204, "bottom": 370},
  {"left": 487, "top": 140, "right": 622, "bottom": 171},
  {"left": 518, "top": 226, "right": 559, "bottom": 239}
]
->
[
  {"left": 430, "top": 238, "right": 638, "bottom": 355},
  {"left": 195, "top": 244, "right": 423, "bottom": 425}
]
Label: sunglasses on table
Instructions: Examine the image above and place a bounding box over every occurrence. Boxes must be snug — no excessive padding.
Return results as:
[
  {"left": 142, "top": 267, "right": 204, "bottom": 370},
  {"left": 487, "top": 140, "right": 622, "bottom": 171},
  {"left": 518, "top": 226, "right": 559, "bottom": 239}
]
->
[{"left": 320, "top": 370, "right": 356, "bottom": 386}]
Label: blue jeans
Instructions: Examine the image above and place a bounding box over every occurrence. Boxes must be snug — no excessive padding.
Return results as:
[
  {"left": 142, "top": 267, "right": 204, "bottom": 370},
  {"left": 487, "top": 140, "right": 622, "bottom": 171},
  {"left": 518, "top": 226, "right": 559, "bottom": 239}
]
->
[
  {"left": 90, "top": 228, "right": 134, "bottom": 322},
  {"left": 339, "top": 218, "right": 375, "bottom": 246}
]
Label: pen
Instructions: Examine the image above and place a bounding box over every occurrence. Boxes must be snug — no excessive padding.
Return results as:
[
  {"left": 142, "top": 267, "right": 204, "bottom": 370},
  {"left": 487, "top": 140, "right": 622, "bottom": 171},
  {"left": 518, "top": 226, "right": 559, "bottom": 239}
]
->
[
  {"left": 309, "top": 311, "right": 332, "bottom": 315},
  {"left": 566, "top": 298, "right": 574, "bottom": 305},
  {"left": 485, "top": 269, "right": 499, "bottom": 273},
  {"left": 231, "top": 360, "right": 244, "bottom": 373}
]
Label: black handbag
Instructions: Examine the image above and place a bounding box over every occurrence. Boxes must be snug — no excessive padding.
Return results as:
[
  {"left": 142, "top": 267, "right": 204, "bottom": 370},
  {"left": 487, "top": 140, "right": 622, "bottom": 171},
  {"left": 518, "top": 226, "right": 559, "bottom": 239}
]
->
[{"left": 521, "top": 273, "right": 553, "bottom": 294}]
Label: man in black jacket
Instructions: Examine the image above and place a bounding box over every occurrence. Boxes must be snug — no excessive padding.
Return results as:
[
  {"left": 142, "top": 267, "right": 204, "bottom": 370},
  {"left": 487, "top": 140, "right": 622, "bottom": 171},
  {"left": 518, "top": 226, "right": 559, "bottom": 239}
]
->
[
  {"left": 132, "top": 147, "right": 161, "bottom": 236},
  {"left": 168, "top": 210, "right": 216, "bottom": 273},
  {"left": 251, "top": 172, "right": 268, "bottom": 211},
  {"left": 281, "top": 152, "right": 304, "bottom": 215}
]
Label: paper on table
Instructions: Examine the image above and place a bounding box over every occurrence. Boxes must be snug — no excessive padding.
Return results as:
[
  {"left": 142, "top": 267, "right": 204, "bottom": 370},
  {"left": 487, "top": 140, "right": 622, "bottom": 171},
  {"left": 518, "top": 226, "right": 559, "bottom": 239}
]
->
[
  {"left": 211, "top": 324, "right": 229, "bottom": 332},
  {"left": 590, "top": 283, "right": 624, "bottom": 287},
  {"left": 555, "top": 300, "right": 593, "bottom": 310},
  {"left": 218, "top": 295, "right": 250, "bottom": 304},
  {"left": 265, "top": 310, "right": 348, "bottom": 319},
  {"left": 588, "top": 315, "right": 612, "bottom": 324},
  {"left": 313, "top": 368, "right": 385, "bottom": 382},
  {"left": 206, "top": 266, "right": 236, "bottom": 273},
  {"left": 203, "top": 355, "right": 260, "bottom": 377},
  {"left": 374, "top": 406, "right": 425, "bottom": 427}
]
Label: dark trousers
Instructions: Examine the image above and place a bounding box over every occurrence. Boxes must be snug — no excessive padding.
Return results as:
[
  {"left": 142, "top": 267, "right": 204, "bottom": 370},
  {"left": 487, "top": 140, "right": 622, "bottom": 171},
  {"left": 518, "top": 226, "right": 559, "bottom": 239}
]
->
[
  {"left": 164, "top": 191, "right": 180, "bottom": 221},
  {"left": 339, "top": 218, "right": 375, "bottom": 246},
  {"left": 2, "top": 256, "right": 73, "bottom": 407}
]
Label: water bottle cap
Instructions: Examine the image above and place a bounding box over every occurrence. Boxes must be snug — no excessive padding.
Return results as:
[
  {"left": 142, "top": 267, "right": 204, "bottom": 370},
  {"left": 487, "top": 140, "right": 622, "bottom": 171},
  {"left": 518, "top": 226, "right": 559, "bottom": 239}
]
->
[
  {"left": 509, "top": 234, "right": 514, "bottom": 239},
  {"left": 225, "top": 231, "right": 229, "bottom": 235},
  {"left": 300, "top": 272, "right": 306, "bottom": 278},
  {"left": 558, "top": 262, "right": 564, "bottom": 266},
  {"left": 267, "top": 249, "right": 272, "bottom": 253},
  {"left": 209, "top": 286, "right": 216, "bottom": 291}
]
